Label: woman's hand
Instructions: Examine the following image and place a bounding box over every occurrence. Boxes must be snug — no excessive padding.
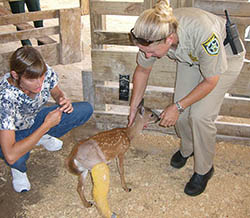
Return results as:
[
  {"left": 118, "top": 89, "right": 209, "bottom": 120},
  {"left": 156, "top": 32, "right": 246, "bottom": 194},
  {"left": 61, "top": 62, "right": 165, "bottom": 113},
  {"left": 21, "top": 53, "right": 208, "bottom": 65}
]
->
[
  {"left": 50, "top": 86, "right": 73, "bottom": 113},
  {"left": 44, "top": 108, "right": 62, "bottom": 128},
  {"left": 58, "top": 97, "right": 73, "bottom": 113},
  {"left": 159, "top": 104, "right": 179, "bottom": 127},
  {"left": 128, "top": 107, "right": 137, "bottom": 127}
]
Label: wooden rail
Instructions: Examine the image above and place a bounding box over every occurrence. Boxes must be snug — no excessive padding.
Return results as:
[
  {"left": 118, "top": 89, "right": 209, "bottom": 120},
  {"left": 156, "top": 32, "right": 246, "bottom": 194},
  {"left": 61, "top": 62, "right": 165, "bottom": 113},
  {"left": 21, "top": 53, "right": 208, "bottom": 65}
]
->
[
  {"left": 0, "top": 0, "right": 90, "bottom": 14},
  {"left": 0, "top": 7, "right": 82, "bottom": 75}
]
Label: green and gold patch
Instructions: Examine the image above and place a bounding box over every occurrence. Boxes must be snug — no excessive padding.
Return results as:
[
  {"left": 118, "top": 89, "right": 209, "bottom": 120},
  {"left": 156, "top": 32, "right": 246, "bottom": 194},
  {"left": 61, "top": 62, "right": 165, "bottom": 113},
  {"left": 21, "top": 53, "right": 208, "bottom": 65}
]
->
[{"left": 202, "top": 33, "right": 220, "bottom": 56}]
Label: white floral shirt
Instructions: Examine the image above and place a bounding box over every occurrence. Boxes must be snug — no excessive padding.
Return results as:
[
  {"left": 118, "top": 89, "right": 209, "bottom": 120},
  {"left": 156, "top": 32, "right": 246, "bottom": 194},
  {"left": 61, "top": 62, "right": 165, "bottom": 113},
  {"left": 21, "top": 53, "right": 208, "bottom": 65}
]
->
[{"left": 0, "top": 65, "right": 58, "bottom": 131}]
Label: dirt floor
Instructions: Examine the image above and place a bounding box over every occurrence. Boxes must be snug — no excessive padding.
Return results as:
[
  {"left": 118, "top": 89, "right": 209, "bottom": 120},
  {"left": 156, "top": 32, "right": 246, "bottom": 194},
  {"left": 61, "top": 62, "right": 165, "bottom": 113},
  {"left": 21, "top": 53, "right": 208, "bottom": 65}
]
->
[
  {"left": 1, "top": 1, "right": 250, "bottom": 218},
  {"left": 0, "top": 125, "right": 250, "bottom": 218}
]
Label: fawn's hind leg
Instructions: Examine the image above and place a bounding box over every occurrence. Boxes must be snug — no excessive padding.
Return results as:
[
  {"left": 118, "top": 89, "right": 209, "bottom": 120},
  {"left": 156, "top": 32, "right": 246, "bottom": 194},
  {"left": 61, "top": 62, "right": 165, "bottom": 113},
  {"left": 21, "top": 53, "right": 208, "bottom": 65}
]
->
[
  {"left": 77, "top": 169, "right": 93, "bottom": 208},
  {"left": 91, "top": 162, "right": 118, "bottom": 218}
]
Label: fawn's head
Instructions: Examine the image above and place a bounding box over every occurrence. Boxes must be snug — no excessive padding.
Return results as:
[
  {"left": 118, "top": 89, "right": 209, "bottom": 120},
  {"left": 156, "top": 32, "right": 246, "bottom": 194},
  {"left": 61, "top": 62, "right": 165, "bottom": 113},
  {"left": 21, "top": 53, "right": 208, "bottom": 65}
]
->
[{"left": 134, "top": 99, "right": 160, "bottom": 128}]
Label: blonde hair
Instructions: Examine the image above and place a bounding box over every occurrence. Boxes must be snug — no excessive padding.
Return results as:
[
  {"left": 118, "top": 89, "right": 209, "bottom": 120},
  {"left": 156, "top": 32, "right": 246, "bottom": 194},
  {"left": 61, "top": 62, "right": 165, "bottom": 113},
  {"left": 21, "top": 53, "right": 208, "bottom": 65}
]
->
[
  {"left": 133, "top": 0, "right": 178, "bottom": 42},
  {"left": 10, "top": 46, "right": 47, "bottom": 82}
]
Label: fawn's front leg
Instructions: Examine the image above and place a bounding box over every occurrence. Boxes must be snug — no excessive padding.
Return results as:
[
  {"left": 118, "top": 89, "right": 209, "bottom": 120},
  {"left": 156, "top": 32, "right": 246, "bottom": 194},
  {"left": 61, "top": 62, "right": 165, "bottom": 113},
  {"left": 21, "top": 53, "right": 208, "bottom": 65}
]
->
[
  {"left": 77, "top": 170, "right": 93, "bottom": 208},
  {"left": 117, "top": 154, "right": 131, "bottom": 192}
]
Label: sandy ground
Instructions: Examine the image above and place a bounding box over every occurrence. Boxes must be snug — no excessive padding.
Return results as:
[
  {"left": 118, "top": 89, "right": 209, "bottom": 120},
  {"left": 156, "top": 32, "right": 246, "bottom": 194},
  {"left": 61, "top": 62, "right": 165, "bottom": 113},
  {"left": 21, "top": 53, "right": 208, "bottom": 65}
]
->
[
  {"left": 0, "top": 1, "right": 250, "bottom": 218},
  {"left": 0, "top": 127, "right": 250, "bottom": 218}
]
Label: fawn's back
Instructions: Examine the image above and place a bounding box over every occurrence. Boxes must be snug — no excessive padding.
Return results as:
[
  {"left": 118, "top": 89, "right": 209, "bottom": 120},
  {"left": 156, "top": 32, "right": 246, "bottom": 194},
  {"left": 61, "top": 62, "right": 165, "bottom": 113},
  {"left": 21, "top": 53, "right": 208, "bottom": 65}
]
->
[{"left": 90, "top": 128, "right": 130, "bottom": 161}]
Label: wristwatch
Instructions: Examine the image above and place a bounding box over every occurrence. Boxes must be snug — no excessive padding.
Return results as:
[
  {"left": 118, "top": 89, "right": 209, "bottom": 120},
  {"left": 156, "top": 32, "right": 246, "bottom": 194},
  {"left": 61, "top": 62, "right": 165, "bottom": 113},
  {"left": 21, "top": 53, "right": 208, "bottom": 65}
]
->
[{"left": 175, "top": 101, "right": 185, "bottom": 114}]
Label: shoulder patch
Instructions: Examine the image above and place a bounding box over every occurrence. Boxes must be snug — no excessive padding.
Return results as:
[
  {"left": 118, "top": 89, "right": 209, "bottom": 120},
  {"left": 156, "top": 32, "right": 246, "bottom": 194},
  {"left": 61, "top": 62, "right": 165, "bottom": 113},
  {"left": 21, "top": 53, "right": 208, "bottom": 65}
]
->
[{"left": 201, "top": 33, "right": 220, "bottom": 56}]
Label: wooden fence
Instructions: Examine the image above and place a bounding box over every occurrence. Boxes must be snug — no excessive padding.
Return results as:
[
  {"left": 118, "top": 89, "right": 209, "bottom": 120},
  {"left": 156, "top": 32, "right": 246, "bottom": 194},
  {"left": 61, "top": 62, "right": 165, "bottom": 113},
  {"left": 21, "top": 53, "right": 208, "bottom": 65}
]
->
[
  {"left": 0, "top": 0, "right": 83, "bottom": 76},
  {"left": 85, "top": 0, "right": 250, "bottom": 141}
]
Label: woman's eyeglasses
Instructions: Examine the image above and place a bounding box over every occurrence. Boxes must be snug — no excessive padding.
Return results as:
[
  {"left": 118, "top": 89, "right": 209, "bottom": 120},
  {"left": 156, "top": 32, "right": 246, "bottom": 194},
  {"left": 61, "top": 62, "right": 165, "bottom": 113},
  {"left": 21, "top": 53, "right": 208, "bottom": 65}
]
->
[{"left": 130, "top": 28, "right": 166, "bottom": 46}]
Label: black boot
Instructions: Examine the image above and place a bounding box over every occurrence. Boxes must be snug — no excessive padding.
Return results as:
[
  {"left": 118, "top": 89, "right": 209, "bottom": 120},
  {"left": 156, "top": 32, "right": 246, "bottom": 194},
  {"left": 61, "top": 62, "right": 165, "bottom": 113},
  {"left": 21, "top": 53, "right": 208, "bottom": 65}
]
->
[
  {"left": 184, "top": 166, "right": 214, "bottom": 196},
  {"left": 170, "top": 150, "right": 193, "bottom": 169}
]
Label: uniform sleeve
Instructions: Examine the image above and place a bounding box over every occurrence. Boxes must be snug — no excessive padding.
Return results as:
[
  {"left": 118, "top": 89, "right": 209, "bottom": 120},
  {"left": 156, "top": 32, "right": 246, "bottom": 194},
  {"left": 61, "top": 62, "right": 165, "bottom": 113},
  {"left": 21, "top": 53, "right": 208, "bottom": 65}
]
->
[
  {"left": 137, "top": 50, "right": 157, "bottom": 68},
  {"left": 198, "top": 32, "right": 228, "bottom": 78}
]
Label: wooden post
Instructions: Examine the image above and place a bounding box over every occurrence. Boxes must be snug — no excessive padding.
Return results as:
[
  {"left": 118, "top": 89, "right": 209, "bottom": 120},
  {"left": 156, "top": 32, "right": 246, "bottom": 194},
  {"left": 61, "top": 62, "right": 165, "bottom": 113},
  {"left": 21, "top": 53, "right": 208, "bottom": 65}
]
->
[
  {"left": 59, "top": 8, "right": 82, "bottom": 64},
  {"left": 80, "top": 0, "right": 89, "bottom": 15},
  {"left": 82, "top": 71, "right": 95, "bottom": 108},
  {"left": 144, "top": 0, "right": 157, "bottom": 9},
  {"left": 184, "top": 0, "right": 194, "bottom": 7},
  {"left": 89, "top": 0, "right": 106, "bottom": 49}
]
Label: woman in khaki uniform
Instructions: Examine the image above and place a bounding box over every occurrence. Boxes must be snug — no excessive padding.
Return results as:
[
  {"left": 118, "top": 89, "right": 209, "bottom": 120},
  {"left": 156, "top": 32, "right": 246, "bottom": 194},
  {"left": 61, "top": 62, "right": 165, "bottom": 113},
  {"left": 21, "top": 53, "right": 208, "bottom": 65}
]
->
[{"left": 129, "top": 0, "right": 245, "bottom": 196}]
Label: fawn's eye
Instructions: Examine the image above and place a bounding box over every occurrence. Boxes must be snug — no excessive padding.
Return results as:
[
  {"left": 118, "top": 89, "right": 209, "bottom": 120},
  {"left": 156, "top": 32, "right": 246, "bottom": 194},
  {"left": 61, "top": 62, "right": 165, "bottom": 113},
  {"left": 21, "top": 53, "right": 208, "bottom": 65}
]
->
[{"left": 150, "top": 114, "right": 154, "bottom": 117}]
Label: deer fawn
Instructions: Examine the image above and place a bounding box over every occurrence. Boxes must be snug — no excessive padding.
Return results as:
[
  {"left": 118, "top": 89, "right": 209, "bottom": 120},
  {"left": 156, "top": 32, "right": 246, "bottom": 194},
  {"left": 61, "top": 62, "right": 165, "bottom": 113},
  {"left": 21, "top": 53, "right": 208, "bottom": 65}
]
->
[{"left": 66, "top": 100, "right": 159, "bottom": 218}]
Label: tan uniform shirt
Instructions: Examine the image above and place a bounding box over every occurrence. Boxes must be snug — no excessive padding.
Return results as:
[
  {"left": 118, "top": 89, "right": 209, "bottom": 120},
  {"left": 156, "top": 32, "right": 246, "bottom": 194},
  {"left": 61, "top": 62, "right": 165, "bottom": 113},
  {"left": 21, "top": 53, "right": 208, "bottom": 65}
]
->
[{"left": 137, "top": 7, "right": 228, "bottom": 78}]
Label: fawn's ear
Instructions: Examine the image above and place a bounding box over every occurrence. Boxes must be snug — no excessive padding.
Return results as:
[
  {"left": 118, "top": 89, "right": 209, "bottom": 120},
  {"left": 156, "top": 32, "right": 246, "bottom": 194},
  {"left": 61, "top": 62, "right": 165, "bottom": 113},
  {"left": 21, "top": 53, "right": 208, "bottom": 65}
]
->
[
  {"left": 138, "top": 105, "right": 145, "bottom": 116},
  {"left": 137, "top": 98, "right": 144, "bottom": 108},
  {"left": 138, "top": 98, "right": 145, "bottom": 116}
]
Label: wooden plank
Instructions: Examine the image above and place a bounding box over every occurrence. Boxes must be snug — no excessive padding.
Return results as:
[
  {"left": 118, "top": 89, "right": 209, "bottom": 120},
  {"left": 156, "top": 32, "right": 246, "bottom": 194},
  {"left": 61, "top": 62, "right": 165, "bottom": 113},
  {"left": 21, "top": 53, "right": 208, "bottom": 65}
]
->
[
  {"left": 144, "top": 0, "right": 157, "bottom": 10},
  {"left": 0, "top": 9, "right": 58, "bottom": 26},
  {"left": 59, "top": 8, "right": 82, "bottom": 64},
  {"left": 0, "top": 26, "right": 59, "bottom": 43},
  {"left": 93, "top": 31, "right": 133, "bottom": 46},
  {"left": 80, "top": 0, "right": 89, "bottom": 15},
  {"left": 94, "top": 81, "right": 173, "bottom": 109},
  {"left": 94, "top": 105, "right": 250, "bottom": 138},
  {"left": 36, "top": 43, "right": 60, "bottom": 66},
  {"left": 0, "top": 51, "right": 12, "bottom": 77},
  {"left": 228, "top": 61, "right": 250, "bottom": 96},
  {"left": 221, "top": 94, "right": 250, "bottom": 118},
  {"left": 193, "top": 0, "right": 250, "bottom": 17},
  {"left": 231, "top": 16, "right": 250, "bottom": 26},
  {"left": 82, "top": 71, "right": 95, "bottom": 107},
  {"left": 0, "top": 43, "right": 60, "bottom": 75},
  {"left": 92, "top": 49, "right": 250, "bottom": 95},
  {"left": 92, "top": 50, "right": 137, "bottom": 81},
  {"left": 0, "top": 0, "right": 22, "bottom": 2},
  {"left": 183, "top": 0, "right": 194, "bottom": 7},
  {"left": 89, "top": 0, "right": 106, "bottom": 49},
  {"left": 216, "top": 121, "right": 250, "bottom": 138},
  {"left": 91, "top": 49, "right": 177, "bottom": 87},
  {"left": 0, "top": 5, "right": 10, "bottom": 16},
  {"left": 94, "top": 81, "right": 250, "bottom": 117},
  {"left": 91, "top": 0, "right": 144, "bottom": 16},
  {"left": 93, "top": 30, "right": 249, "bottom": 56},
  {"left": 244, "top": 41, "right": 250, "bottom": 59},
  {"left": 0, "top": 5, "right": 56, "bottom": 44}
]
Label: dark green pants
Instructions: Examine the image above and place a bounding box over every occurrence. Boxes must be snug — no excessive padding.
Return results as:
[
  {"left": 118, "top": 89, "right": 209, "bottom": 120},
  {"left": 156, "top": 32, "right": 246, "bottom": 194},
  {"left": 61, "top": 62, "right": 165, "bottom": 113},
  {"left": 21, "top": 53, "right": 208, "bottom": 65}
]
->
[{"left": 9, "top": 0, "right": 43, "bottom": 46}]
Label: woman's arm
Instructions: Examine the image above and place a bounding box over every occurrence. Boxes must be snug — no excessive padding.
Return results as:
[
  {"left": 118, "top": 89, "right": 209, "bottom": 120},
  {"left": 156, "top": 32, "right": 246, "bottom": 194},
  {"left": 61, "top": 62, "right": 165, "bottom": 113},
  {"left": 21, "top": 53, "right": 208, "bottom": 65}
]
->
[
  {"left": 180, "top": 74, "right": 220, "bottom": 109},
  {"left": 50, "top": 85, "right": 73, "bottom": 113},
  {"left": 0, "top": 108, "right": 62, "bottom": 164},
  {"left": 160, "top": 74, "right": 220, "bottom": 127},
  {"left": 128, "top": 64, "right": 152, "bottom": 126}
]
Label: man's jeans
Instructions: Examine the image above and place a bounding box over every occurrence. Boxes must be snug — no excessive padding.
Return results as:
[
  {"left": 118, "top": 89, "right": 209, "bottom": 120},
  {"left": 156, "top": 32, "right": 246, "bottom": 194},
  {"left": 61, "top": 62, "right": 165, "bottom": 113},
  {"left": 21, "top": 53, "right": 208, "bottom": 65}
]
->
[{"left": 0, "top": 102, "right": 93, "bottom": 172}]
